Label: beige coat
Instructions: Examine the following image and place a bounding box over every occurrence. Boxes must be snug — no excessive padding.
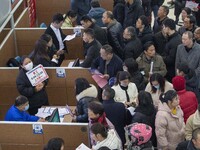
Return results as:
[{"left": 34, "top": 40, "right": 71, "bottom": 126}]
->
[
  {"left": 185, "top": 110, "right": 200, "bottom": 140},
  {"left": 155, "top": 102, "right": 185, "bottom": 150},
  {"left": 145, "top": 81, "right": 174, "bottom": 108}
]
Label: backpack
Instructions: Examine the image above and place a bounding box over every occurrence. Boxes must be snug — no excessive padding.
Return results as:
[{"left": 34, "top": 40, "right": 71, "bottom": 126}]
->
[{"left": 6, "top": 56, "right": 21, "bottom": 67}]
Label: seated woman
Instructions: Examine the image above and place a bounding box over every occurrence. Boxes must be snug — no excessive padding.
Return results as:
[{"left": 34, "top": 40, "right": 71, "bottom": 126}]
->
[
  {"left": 62, "top": 10, "right": 77, "bottom": 27},
  {"left": 91, "top": 123, "right": 122, "bottom": 150},
  {"left": 112, "top": 71, "right": 138, "bottom": 107},
  {"left": 5, "top": 95, "right": 44, "bottom": 122},
  {"left": 72, "top": 78, "right": 98, "bottom": 123},
  {"left": 123, "top": 58, "right": 146, "bottom": 91},
  {"left": 145, "top": 73, "right": 173, "bottom": 108},
  {"left": 16, "top": 56, "right": 49, "bottom": 115},
  {"left": 155, "top": 90, "right": 185, "bottom": 150},
  {"left": 30, "top": 39, "right": 59, "bottom": 67},
  {"left": 132, "top": 91, "right": 157, "bottom": 147}
]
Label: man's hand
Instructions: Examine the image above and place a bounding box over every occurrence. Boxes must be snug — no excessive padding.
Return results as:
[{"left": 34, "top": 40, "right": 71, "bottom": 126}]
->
[{"left": 56, "top": 50, "right": 65, "bottom": 55}]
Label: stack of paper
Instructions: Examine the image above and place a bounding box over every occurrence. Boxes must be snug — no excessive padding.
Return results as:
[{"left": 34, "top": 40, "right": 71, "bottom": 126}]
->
[{"left": 76, "top": 143, "right": 91, "bottom": 150}]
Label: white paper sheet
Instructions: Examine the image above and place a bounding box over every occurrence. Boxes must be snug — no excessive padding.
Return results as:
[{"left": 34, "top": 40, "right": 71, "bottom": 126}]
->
[{"left": 63, "top": 33, "right": 76, "bottom": 41}]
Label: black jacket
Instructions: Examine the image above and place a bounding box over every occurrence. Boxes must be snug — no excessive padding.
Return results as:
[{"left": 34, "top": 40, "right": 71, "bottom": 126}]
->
[
  {"left": 113, "top": 0, "right": 125, "bottom": 26},
  {"left": 123, "top": 37, "right": 143, "bottom": 60},
  {"left": 89, "top": 23, "right": 108, "bottom": 45},
  {"left": 178, "top": 25, "right": 197, "bottom": 35},
  {"left": 132, "top": 106, "right": 157, "bottom": 147},
  {"left": 107, "top": 20, "right": 124, "bottom": 58},
  {"left": 162, "top": 31, "right": 182, "bottom": 81},
  {"left": 81, "top": 40, "right": 102, "bottom": 68},
  {"left": 176, "top": 140, "right": 197, "bottom": 150},
  {"left": 151, "top": 0, "right": 164, "bottom": 6},
  {"left": 124, "top": 0, "right": 144, "bottom": 28},
  {"left": 153, "top": 31, "right": 167, "bottom": 55},
  {"left": 103, "top": 99, "right": 127, "bottom": 145},
  {"left": 137, "top": 26, "right": 153, "bottom": 45},
  {"left": 130, "top": 71, "right": 146, "bottom": 91},
  {"left": 32, "top": 55, "right": 58, "bottom": 67},
  {"left": 16, "top": 69, "right": 48, "bottom": 110},
  {"left": 91, "top": 54, "right": 123, "bottom": 79},
  {"left": 174, "top": 0, "right": 186, "bottom": 16},
  {"left": 45, "top": 25, "right": 67, "bottom": 51},
  {"left": 153, "top": 17, "right": 168, "bottom": 34}
]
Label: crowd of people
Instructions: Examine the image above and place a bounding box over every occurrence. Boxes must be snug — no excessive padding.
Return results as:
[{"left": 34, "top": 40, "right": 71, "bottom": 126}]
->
[{"left": 4, "top": 0, "right": 200, "bottom": 149}]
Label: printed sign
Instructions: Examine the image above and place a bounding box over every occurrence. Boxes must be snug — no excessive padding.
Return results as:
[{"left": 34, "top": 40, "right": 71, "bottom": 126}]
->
[
  {"left": 33, "top": 124, "right": 43, "bottom": 134},
  {"left": 26, "top": 64, "right": 49, "bottom": 86},
  {"left": 56, "top": 68, "right": 66, "bottom": 78}
]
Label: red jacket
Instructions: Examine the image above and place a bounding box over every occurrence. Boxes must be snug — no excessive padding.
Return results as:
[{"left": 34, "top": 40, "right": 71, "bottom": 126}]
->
[{"left": 178, "top": 89, "right": 198, "bottom": 123}]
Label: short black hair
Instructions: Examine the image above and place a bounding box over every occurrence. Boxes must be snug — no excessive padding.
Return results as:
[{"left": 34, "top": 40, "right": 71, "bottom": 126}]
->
[
  {"left": 101, "top": 44, "right": 113, "bottom": 54},
  {"left": 91, "top": 0, "right": 100, "bottom": 8},
  {"left": 66, "top": 10, "right": 77, "bottom": 19},
  {"left": 105, "top": 11, "right": 114, "bottom": 20},
  {"left": 182, "top": 7, "right": 192, "bottom": 15},
  {"left": 44, "top": 137, "right": 64, "bottom": 150},
  {"left": 91, "top": 123, "right": 108, "bottom": 138},
  {"left": 138, "top": 15, "right": 149, "bottom": 27},
  {"left": 88, "top": 101, "right": 104, "bottom": 115},
  {"left": 161, "top": 5, "right": 169, "bottom": 16},
  {"left": 83, "top": 28, "right": 95, "bottom": 39},
  {"left": 40, "top": 34, "right": 52, "bottom": 43},
  {"left": 186, "top": 15, "right": 196, "bottom": 25},
  {"left": 126, "top": 26, "right": 136, "bottom": 39},
  {"left": 143, "top": 41, "right": 154, "bottom": 51},
  {"left": 163, "top": 18, "right": 176, "bottom": 30},
  {"left": 52, "top": 13, "right": 64, "bottom": 24},
  {"left": 98, "top": 147, "right": 111, "bottom": 150},
  {"left": 103, "top": 86, "right": 115, "bottom": 99},
  {"left": 80, "top": 15, "right": 93, "bottom": 22},
  {"left": 14, "top": 95, "right": 28, "bottom": 107}
]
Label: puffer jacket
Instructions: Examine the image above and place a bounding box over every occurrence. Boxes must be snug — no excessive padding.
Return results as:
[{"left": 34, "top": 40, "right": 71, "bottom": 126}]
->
[
  {"left": 88, "top": 7, "right": 106, "bottom": 27},
  {"left": 155, "top": 102, "right": 185, "bottom": 150}
]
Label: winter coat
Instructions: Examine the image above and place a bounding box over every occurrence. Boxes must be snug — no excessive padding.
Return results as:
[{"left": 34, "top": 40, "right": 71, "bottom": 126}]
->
[
  {"left": 92, "top": 129, "right": 122, "bottom": 150},
  {"left": 136, "top": 53, "right": 167, "bottom": 82},
  {"left": 76, "top": 84, "right": 98, "bottom": 122},
  {"left": 103, "top": 99, "right": 127, "bottom": 145},
  {"left": 162, "top": 31, "right": 182, "bottom": 82},
  {"left": 80, "top": 40, "right": 102, "bottom": 68},
  {"left": 88, "top": 7, "right": 106, "bottom": 27},
  {"left": 123, "top": 37, "right": 143, "bottom": 60},
  {"left": 151, "top": 0, "right": 164, "bottom": 6},
  {"left": 177, "top": 89, "right": 198, "bottom": 123},
  {"left": 145, "top": 81, "right": 174, "bottom": 108},
  {"left": 132, "top": 106, "right": 157, "bottom": 147},
  {"left": 185, "top": 110, "right": 200, "bottom": 140},
  {"left": 178, "top": 25, "right": 197, "bottom": 36},
  {"left": 137, "top": 26, "right": 153, "bottom": 45},
  {"left": 16, "top": 68, "right": 48, "bottom": 111},
  {"left": 176, "top": 42, "right": 200, "bottom": 78},
  {"left": 176, "top": 140, "right": 197, "bottom": 150},
  {"left": 153, "top": 17, "right": 168, "bottom": 34},
  {"left": 113, "top": 0, "right": 125, "bottom": 26},
  {"left": 153, "top": 31, "right": 167, "bottom": 55},
  {"left": 124, "top": 0, "right": 144, "bottom": 28},
  {"left": 112, "top": 82, "right": 138, "bottom": 104},
  {"left": 107, "top": 19, "right": 124, "bottom": 58},
  {"left": 155, "top": 102, "right": 185, "bottom": 150},
  {"left": 174, "top": 0, "right": 186, "bottom": 16},
  {"left": 130, "top": 71, "right": 146, "bottom": 91}
]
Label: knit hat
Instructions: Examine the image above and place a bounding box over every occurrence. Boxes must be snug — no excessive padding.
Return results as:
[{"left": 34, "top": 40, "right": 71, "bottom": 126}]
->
[
  {"left": 172, "top": 76, "right": 185, "bottom": 91},
  {"left": 119, "top": 71, "right": 130, "bottom": 81}
]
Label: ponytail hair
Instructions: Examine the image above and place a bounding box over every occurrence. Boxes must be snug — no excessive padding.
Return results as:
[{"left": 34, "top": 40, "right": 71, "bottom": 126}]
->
[{"left": 159, "top": 90, "right": 177, "bottom": 103}]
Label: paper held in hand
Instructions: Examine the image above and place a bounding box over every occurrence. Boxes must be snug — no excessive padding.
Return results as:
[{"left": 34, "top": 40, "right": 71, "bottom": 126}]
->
[
  {"left": 185, "top": 1, "right": 199, "bottom": 10},
  {"left": 63, "top": 33, "right": 77, "bottom": 41},
  {"left": 26, "top": 64, "right": 49, "bottom": 86}
]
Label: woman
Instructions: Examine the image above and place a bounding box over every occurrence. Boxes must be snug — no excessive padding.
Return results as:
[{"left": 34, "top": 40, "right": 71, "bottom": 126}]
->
[
  {"left": 112, "top": 71, "right": 138, "bottom": 107},
  {"left": 155, "top": 90, "right": 185, "bottom": 150},
  {"left": 16, "top": 56, "right": 49, "bottom": 115},
  {"left": 136, "top": 15, "right": 153, "bottom": 45},
  {"left": 132, "top": 91, "right": 157, "bottom": 147},
  {"left": 44, "top": 137, "right": 64, "bottom": 150},
  {"left": 62, "top": 10, "right": 77, "bottom": 27},
  {"left": 145, "top": 73, "right": 173, "bottom": 108},
  {"left": 31, "top": 39, "right": 59, "bottom": 67},
  {"left": 123, "top": 58, "right": 145, "bottom": 91},
  {"left": 72, "top": 78, "right": 98, "bottom": 123}
]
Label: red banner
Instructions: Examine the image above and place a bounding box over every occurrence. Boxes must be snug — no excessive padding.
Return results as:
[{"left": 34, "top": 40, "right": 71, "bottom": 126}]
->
[{"left": 27, "top": 0, "right": 36, "bottom": 27}]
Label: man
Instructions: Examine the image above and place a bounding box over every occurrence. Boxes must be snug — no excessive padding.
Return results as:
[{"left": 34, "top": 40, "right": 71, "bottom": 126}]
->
[
  {"left": 45, "top": 13, "right": 67, "bottom": 66},
  {"left": 102, "top": 11, "right": 124, "bottom": 59},
  {"left": 153, "top": 5, "right": 169, "bottom": 33},
  {"left": 178, "top": 15, "right": 197, "bottom": 36},
  {"left": 102, "top": 86, "right": 128, "bottom": 146},
  {"left": 194, "top": 27, "right": 200, "bottom": 44},
  {"left": 176, "top": 31, "right": 200, "bottom": 87},
  {"left": 136, "top": 41, "right": 167, "bottom": 81},
  {"left": 5, "top": 95, "right": 44, "bottom": 122},
  {"left": 70, "top": 0, "right": 91, "bottom": 24},
  {"left": 91, "top": 44, "right": 123, "bottom": 80},
  {"left": 80, "top": 28, "right": 102, "bottom": 68},
  {"left": 124, "top": 0, "right": 144, "bottom": 28},
  {"left": 80, "top": 15, "right": 108, "bottom": 45},
  {"left": 162, "top": 18, "right": 182, "bottom": 82},
  {"left": 177, "top": 127, "right": 200, "bottom": 150},
  {"left": 123, "top": 26, "right": 143, "bottom": 60},
  {"left": 153, "top": 29, "right": 167, "bottom": 55}
]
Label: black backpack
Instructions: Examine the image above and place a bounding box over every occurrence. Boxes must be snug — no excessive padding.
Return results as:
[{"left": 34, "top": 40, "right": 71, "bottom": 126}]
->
[{"left": 6, "top": 58, "right": 20, "bottom": 67}]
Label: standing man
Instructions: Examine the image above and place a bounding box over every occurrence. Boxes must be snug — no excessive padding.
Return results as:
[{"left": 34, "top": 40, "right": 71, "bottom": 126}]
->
[
  {"left": 80, "top": 28, "right": 102, "bottom": 68},
  {"left": 102, "top": 11, "right": 124, "bottom": 59},
  {"left": 102, "top": 86, "right": 129, "bottom": 147},
  {"left": 45, "top": 13, "right": 67, "bottom": 66},
  {"left": 162, "top": 18, "right": 182, "bottom": 82},
  {"left": 194, "top": 27, "right": 200, "bottom": 44}
]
